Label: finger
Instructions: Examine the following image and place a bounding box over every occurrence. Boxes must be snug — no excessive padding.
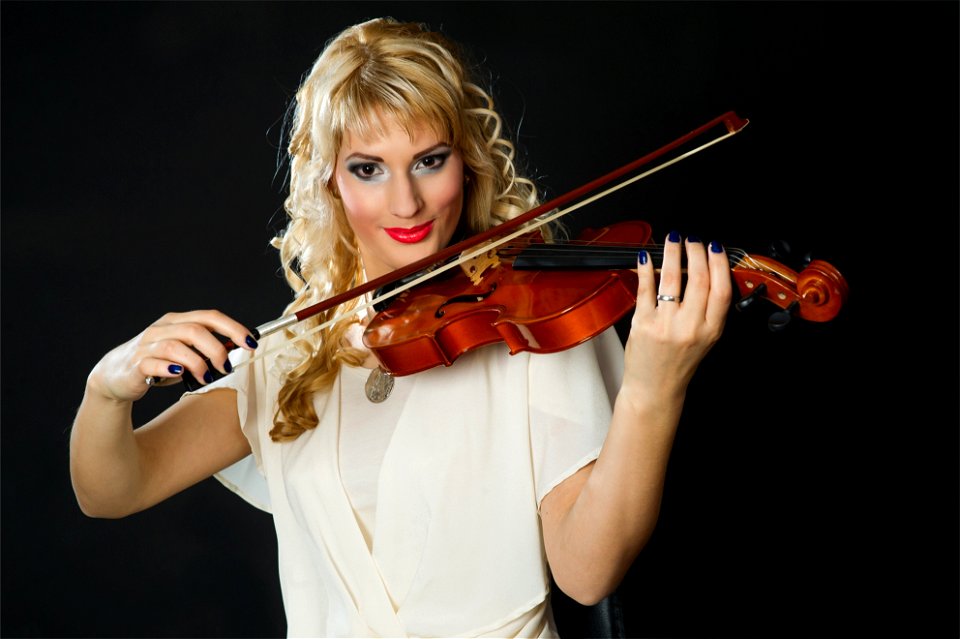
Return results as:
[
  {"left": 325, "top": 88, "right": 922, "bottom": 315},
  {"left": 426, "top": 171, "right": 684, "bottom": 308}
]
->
[
  {"left": 706, "top": 240, "right": 734, "bottom": 328},
  {"left": 155, "top": 310, "right": 259, "bottom": 351},
  {"left": 634, "top": 248, "right": 657, "bottom": 317},
  {"left": 678, "top": 236, "right": 709, "bottom": 313},
  {"left": 657, "top": 230, "right": 683, "bottom": 303},
  {"left": 141, "top": 360, "right": 187, "bottom": 388},
  {"left": 140, "top": 336, "right": 218, "bottom": 383},
  {"left": 146, "top": 323, "right": 230, "bottom": 373}
]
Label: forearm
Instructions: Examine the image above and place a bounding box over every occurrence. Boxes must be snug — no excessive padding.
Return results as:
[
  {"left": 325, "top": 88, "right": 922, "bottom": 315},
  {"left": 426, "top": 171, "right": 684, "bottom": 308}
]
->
[
  {"left": 544, "top": 228, "right": 730, "bottom": 603},
  {"left": 69, "top": 380, "right": 146, "bottom": 518},
  {"left": 544, "top": 388, "right": 685, "bottom": 604},
  {"left": 69, "top": 310, "right": 257, "bottom": 518}
]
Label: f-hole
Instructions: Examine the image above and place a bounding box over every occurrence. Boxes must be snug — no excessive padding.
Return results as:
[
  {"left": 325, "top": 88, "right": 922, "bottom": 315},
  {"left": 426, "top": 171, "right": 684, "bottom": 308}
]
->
[{"left": 436, "top": 283, "right": 498, "bottom": 318}]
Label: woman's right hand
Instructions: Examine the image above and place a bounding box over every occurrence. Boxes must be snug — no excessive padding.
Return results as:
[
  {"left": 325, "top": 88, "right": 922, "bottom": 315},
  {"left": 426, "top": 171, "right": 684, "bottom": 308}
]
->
[{"left": 87, "top": 310, "right": 259, "bottom": 403}]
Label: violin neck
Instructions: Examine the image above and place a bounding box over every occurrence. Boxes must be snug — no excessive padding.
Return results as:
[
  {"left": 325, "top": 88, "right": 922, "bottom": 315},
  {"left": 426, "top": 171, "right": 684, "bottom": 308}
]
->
[
  {"left": 512, "top": 243, "right": 740, "bottom": 272},
  {"left": 512, "top": 244, "right": 637, "bottom": 270}
]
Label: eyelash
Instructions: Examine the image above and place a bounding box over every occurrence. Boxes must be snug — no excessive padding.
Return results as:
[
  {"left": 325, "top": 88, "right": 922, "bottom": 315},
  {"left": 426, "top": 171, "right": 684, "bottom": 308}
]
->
[
  {"left": 349, "top": 163, "right": 381, "bottom": 179},
  {"left": 347, "top": 151, "right": 451, "bottom": 181},
  {"left": 415, "top": 152, "right": 449, "bottom": 172}
]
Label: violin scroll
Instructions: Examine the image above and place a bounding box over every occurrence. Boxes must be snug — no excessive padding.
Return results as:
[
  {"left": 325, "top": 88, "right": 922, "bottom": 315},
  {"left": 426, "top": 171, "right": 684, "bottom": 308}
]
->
[{"left": 731, "top": 252, "right": 849, "bottom": 329}]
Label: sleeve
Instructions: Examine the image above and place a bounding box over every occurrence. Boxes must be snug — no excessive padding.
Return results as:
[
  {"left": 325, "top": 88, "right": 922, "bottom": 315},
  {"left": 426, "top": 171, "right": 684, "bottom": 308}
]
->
[
  {"left": 182, "top": 344, "right": 272, "bottom": 513},
  {"left": 528, "top": 327, "right": 624, "bottom": 507}
]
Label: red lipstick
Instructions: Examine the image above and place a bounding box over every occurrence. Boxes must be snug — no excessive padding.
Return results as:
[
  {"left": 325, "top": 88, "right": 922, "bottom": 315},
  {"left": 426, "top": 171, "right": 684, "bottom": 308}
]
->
[{"left": 383, "top": 220, "right": 434, "bottom": 244}]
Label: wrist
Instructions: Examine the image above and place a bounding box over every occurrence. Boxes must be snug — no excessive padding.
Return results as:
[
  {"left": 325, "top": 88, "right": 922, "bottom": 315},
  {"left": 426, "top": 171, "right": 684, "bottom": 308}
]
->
[
  {"left": 85, "top": 370, "right": 137, "bottom": 406},
  {"left": 616, "top": 378, "right": 686, "bottom": 419}
]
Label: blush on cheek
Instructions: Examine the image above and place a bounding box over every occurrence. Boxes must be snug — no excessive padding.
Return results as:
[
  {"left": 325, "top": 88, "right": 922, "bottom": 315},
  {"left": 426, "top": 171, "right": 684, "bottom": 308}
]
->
[
  {"left": 336, "top": 176, "right": 379, "bottom": 232},
  {"left": 438, "top": 183, "right": 464, "bottom": 225},
  {"left": 440, "top": 181, "right": 463, "bottom": 207},
  {"left": 336, "top": 174, "right": 358, "bottom": 212}
]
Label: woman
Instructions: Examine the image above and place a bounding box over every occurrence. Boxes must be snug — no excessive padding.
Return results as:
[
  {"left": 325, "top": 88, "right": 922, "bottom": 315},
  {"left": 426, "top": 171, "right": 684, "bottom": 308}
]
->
[{"left": 70, "top": 18, "right": 731, "bottom": 637}]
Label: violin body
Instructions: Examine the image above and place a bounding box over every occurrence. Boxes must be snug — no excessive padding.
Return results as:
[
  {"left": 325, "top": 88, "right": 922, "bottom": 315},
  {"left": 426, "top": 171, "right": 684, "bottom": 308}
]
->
[
  {"left": 363, "top": 221, "right": 653, "bottom": 376},
  {"left": 363, "top": 219, "right": 849, "bottom": 377}
]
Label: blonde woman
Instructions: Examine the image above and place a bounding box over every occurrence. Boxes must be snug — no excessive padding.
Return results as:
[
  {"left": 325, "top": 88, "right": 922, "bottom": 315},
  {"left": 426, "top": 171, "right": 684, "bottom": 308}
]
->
[{"left": 70, "top": 18, "right": 731, "bottom": 637}]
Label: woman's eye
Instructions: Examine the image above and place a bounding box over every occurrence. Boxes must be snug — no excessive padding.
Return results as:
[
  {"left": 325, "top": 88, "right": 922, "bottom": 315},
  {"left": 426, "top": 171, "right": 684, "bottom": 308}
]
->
[
  {"left": 348, "top": 163, "right": 382, "bottom": 180},
  {"left": 415, "top": 152, "right": 449, "bottom": 172}
]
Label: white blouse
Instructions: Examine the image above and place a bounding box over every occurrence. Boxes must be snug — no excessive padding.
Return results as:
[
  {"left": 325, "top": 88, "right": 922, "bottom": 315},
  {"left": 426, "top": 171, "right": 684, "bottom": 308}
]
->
[{"left": 191, "top": 327, "right": 624, "bottom": 638}]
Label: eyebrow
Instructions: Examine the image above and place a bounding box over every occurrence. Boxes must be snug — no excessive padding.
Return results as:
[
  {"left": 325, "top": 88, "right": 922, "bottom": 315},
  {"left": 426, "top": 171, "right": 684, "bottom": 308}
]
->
[{"left": 342, "top": 143, "right": 452, "bottom": 163}]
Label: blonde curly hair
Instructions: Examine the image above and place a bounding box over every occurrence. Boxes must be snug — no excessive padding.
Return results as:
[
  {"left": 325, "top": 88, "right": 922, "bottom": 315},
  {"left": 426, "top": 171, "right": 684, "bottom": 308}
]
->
[{"left": 270, "top": 17, "right": 541, "bottom": 442}]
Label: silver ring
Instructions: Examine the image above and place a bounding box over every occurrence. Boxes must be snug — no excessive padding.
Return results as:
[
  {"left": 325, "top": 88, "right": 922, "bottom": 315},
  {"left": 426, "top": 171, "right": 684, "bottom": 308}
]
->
[
  {"left": 145, "top": 376, "right": 157, "bottom": 386},
  {"left": 657, "top": 294, "right": 680, "bottom": 303}
]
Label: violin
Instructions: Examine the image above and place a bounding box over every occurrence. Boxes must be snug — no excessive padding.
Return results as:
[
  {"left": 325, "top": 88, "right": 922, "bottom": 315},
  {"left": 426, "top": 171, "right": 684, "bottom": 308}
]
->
[
  {"left": 362, "top": 220, "right": 848, "bottom": 377},
  {"left": 178, "top": 111, "right": 848, "bottom": 390}
]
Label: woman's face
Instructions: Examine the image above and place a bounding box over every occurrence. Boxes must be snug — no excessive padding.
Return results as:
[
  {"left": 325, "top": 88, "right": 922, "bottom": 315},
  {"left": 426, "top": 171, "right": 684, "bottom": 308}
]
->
[{"left": 334, "top": 117, "right": 464, "bottom": 281}]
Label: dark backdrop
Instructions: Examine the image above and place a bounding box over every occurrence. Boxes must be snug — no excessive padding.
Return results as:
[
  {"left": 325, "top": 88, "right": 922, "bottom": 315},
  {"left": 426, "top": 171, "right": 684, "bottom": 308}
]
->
[{"left": 2, "top": 2, "right": 957, "bottom": 637}]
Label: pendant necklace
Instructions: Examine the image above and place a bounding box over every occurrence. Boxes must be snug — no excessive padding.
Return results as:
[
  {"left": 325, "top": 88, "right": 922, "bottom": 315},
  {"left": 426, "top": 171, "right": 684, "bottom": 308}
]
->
[
  {"left": 358, "top": 277, "right": 394, "bottom": 403},
  {"left": 364, "top": 366, "right": 394, "bottom": 403}
]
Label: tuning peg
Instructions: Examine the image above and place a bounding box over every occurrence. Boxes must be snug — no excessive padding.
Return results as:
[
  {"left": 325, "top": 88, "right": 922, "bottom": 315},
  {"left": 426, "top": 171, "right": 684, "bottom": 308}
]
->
[
  {"left": 767, "top": 301, "right": 799, "bottom": 332},
  {"left": 735, "top": 282, "right": 767, "bottom": 312}
]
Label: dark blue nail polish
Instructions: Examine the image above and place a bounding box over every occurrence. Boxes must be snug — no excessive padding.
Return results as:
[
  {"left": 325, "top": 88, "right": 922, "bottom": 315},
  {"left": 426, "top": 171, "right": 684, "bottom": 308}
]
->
[
  {"left": 203, "top": 371, "right": 214, "bottom": 384},
  {"left": 224, "top": 360, "right": 233, "bottom": 374},
  {"left": 710, "top": 240, "right": 723, "bottom": 253},
  {"left": 687, "top": 235, "right": 700, "bottom": 244},
  {"left": 668, "top": 230, "right": 680, "bottom": 243},
  {"left": 168, "top": 364, "right": 183, "bottom": 375},
  {"left": 246, "top": 335, "right": 259, "bottom": 349},
  {"left": 638, "top": 250, "right": 648, "bottom": 265}
]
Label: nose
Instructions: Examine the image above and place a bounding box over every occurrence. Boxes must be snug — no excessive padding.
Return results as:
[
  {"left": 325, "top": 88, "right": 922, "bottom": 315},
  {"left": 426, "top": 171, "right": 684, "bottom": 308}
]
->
[{"left": 388, "top": 174, "right": 423, "bottom": 219}]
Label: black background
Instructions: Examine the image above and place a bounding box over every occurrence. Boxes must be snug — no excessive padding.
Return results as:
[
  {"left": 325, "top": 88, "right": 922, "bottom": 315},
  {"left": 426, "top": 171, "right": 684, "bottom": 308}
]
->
[{"left": 2, "top": 2, "right": 957, "bottom": 637}]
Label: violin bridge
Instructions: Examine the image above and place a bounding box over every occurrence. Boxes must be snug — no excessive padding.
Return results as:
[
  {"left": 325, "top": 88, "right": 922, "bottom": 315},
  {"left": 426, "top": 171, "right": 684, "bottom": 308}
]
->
[{"left": 459, "top": 244, "right": 500, "bottom": 285}]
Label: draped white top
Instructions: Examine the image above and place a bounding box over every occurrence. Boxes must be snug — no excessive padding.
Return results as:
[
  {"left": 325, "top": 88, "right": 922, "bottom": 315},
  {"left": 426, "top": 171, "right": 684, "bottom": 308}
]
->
[{"left": 190, "top": 327, "right": 623, "bottom": 637}]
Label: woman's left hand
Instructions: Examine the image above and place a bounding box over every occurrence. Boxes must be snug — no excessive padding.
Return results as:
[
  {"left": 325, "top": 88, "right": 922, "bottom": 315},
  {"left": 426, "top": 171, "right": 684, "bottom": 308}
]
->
[{"left": 621, "top": 231, "right": 732, "bottom": 410}]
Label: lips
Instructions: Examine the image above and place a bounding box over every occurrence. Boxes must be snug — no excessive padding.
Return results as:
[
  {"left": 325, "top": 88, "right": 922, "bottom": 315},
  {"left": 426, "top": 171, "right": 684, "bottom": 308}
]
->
[{"left": 383, "top": 220, "right": 434, "bottom": 244}]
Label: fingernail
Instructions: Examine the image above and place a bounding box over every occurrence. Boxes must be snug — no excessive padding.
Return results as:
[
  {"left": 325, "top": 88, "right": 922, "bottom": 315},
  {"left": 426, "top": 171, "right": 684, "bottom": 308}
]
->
[
  {"left": 203, "top": 370, "right": 214, "bottom": 384},
  {"left": 710, "top": 240, "right": 723, "bottom": 253},
  {"left": 168, "top": 364, "right": 183, "bottom": 375},
  {"left": 638, "top": 250, "right": 648, "bottom": 265},
  {"left": 224, "top": 360, "right": 233, "bottom": 373},
  {"left": 246, "top": 335, "right": 259, "bottom": 349},
  {"left": 687, "top": 235, "right": 701, "bottom": 244},
  {"left": 668, "top": 230, "right": 680, "bottom": 243}
]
